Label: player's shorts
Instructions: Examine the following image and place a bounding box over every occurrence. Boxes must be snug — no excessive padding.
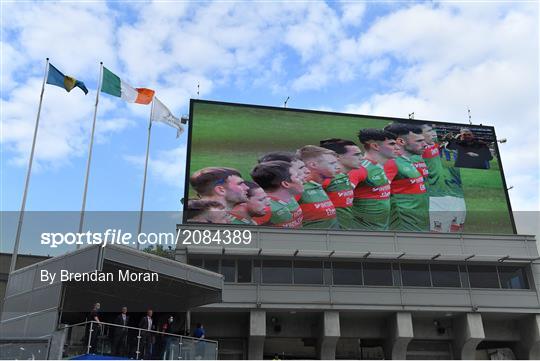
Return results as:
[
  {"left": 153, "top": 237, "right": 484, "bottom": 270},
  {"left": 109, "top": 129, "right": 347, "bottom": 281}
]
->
[{"left": 429, "top": 196, "right": 466, "bottom": 233}]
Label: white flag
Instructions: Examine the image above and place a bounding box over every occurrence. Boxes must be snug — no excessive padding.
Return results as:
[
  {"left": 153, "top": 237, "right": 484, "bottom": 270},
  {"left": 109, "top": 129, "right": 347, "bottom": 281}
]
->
[{"left": 151, "top": 97, "right": 184, "bottom": 137}]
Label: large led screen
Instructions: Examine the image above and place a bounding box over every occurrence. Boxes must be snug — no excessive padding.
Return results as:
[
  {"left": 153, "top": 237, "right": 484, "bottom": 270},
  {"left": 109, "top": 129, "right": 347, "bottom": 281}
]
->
[{"left": 184, "top": 100, "right": 515, "bottom": 234}]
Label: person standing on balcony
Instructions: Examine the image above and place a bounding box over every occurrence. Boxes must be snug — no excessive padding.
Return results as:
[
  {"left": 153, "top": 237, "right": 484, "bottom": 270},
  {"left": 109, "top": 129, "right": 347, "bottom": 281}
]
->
[
  {"left": 86, "top": 302, "right": 102, "bottom": 354},
  {"left": 138, "top": 309, "right": 155, "bottom": 359},
  {"left": 193, "top": 323, "right": 206, "bottom": 360},
  {"left": 112, "top": 306, "right": 130, "bottom": 356}
]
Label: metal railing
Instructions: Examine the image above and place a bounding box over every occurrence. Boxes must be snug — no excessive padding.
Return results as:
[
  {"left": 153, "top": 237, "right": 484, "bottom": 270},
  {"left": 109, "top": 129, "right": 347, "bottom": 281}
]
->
[{"left": 60, "top": 320, "right": 218, "bottom": 360}]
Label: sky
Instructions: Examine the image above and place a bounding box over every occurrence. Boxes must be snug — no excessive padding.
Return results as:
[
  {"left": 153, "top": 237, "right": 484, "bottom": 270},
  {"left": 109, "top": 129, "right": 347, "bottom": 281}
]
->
[{"left": 1, "top": 1, "right": 539, "bottom": 250}]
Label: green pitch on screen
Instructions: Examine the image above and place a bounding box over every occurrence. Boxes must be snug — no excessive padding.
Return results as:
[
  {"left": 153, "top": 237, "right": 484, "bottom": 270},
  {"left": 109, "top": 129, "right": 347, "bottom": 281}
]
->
[{"left": 188, "top": 101, "right": 514, "bottom": 234}]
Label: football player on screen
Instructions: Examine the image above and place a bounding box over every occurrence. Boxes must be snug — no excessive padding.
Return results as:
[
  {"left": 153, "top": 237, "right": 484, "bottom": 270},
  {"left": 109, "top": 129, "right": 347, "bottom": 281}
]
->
[
  {"left": 319, "top": 138, "right": 366, "bottom": 229},
  {"left": 296, "top": 146, "right": 340, "bottom": 229},
  {"left": 189, "top": 167, "right": 249, "bottom": 224},
  {"left": 229, "top": 181, "right": 270, "bottom": 225},
  {"left": 420, "top": 124, "right": 466, "bottom": 232},
  {"left": 251, "top": 161, "right": 304, "bottom": 228},
  {"left": 383, "top": 124, "right": 429, "bottom": 232},
  {"left": 186, "top": 199, "right": 230, "bottom": 224},
  {"left": 354, "top": 129, "right": 400, "bottom": 231}
]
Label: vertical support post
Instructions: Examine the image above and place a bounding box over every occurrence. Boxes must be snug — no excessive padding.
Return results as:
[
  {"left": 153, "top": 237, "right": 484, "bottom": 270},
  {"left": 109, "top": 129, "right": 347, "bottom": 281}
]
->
[
  {"left": 137, "top": 99, "right": 155, "bottom": 250},
  {"left": 136, "top": 329, "right": 142, "bottom": 360},
  {"left": 10, "top": 58, "right": 49, "bottom": 273},
  {"left": 249, "top": 310, "right": 266, "bottom": 360},
  {"left": 78, "top": 62, "right": 104, "bottom": 239},
  {"left": 87, "top": 322, "right": 93, "bottom": 354}
]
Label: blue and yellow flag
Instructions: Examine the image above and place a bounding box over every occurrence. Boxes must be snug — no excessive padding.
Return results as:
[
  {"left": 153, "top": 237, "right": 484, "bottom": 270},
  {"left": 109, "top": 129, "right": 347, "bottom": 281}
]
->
[{"left": 46, "top": 63, "right": 88, "bottom": 95}]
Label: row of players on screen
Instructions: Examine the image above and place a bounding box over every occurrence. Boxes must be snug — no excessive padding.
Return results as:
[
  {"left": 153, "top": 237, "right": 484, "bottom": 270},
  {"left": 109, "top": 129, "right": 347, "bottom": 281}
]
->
[{"left": 186, "top": 124, "right": 467, "bottom": 233}]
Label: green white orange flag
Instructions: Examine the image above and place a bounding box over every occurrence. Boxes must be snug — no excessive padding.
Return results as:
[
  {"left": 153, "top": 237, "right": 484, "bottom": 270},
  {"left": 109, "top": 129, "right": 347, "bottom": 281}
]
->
[
  {"left": 101, "top": 67, "right": 154, "bottom": 104},
  {"left": 151, "top": 97, "right": 185, "bottom": 138}
]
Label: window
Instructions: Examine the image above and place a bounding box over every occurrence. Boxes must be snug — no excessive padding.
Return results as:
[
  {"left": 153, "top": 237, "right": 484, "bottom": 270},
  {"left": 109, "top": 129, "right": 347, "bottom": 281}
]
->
[
  {"left": 459, "top": 265, "right": 469, "bottom": 288},
  {"left": 392, "top": 263, "right": 402, "bottom": 286},
  {"left": 401, "top": 263, "right": 431, "bottom": 287},
  {"left": 204, "top": 259, "right": 219, "bottom": 273},
  {"left": 363, "top": 262, "right": 393, "bottom": 286},
  {"left": 262, "top": 260, "right": 292, "bottom": 284},
  {"left": 294, "top": 260, "right": 323, "bottom": 284},
  {"left": 468, "top": 265, "right": 499, "bottom": 288},
  {"left": 323, "top": 261, "right": 332, "bottom": 285},
  {"left": 237, "top": 260, "right": 252, "bottom": 283},
  {"left": 221, "top": 259, "right": 236, "bottom": 282},
  {"left": 430, "top": 264, "right": 460, "bottom": 288},
  {"left": 333, "top": 262, "right": 362, "bottom": 285},
  {"left": 188, "top": 257, "right": 202, "bottom": 267},
  {"left": 253, "top": 260, "right": 261, "bottom": 283},
  {"left": 498, "top": 266, "right": 528, "bottom": 289}
]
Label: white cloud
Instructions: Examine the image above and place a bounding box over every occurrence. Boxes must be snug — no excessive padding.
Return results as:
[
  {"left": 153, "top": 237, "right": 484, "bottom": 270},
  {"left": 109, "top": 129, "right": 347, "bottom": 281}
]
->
[
  {"left": 2, "top": 1, "right": 538, "bottom": 220},
  {"left": 339, "top": 1, "right": 366, "bottom": 26},
  {"left": 125, "top": 146, "right": 186, "bottom": 189},
  {"left": 3, "top": 2, "right": 118, "bottom": 76},
  {"left": 1, "top": 2, "right": 125, "bottom": 169},
  {"left": 1, "top": 77, "right": 131, "bottom": 169},
  {"left": 345, "top": 2, "right": 539, "bottom": 212}
]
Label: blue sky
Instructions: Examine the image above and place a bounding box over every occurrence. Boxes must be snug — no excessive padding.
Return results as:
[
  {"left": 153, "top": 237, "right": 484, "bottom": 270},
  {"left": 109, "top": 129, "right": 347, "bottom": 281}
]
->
[{"left": 1, "top": 1, "right": 539, "bottom": 246}]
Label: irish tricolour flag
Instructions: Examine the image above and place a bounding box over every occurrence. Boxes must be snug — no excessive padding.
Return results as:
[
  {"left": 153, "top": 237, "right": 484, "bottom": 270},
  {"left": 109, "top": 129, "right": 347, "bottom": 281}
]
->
[{"left": 101, "top": 67, "right": 155, "bottom": 104}]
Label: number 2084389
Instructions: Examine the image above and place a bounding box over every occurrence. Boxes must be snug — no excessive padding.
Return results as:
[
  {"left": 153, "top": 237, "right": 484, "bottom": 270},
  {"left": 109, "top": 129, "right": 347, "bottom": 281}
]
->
[{"left": 180, "top": 229, "right": 252, "bottom": 245}]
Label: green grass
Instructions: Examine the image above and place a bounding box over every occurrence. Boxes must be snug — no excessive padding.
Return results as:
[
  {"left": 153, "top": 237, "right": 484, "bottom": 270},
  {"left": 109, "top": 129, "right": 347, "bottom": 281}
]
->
[{"left": 188, "top": 102, "right": 514, "bottom": 234}]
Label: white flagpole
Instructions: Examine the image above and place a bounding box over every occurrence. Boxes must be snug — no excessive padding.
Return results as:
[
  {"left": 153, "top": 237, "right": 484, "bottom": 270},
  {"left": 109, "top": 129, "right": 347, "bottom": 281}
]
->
[
  {"left": 77, "top": 62, "right": 103, "bottom": 242},
  {"left": 10, "top": 58, "right": 50, "bottom": 273},
  {"left": 137, "top": 98, "right": 155, "bottom": 250}
]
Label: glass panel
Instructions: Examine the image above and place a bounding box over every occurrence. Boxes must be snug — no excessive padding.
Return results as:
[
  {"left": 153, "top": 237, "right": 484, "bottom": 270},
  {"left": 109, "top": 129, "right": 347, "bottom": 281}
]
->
[
  {"left": 0, "top": 341, "right": 49, "bottom": 360},
  {"left": 253, "top": 260, "right": 261, "bottom": 283},
  {"left": 237, "top": 260, "right": 252, "bottom": 283},
  {"left": 58, "top": 321, "right": 219, "bottom": 360},
  {"left": 468, "top": 265, "right": 499, "bottom": 288},
  {"left": 294, "top": 260, "right": 323, "bottom": 284},
  {"left": 401, "top": 263, "right": 431, "bottom": 287},
  {"left": 262, "top": 260, "right": 292, "bottom": 284},
  {"left": 392, "top": 263, "right": 402, "bottom": 286},
  {"left": 221, "top": 259, "right": 236, "bottom": 282},
  {"left": 430, "top": 264, "right": 461, "bottom": 287},
  {"left": 62, "top": 323, "right": 92, "bottom": 358},
  {"left": 333, "top": 262, "right": 362, "bottom": 285},
  {"left": 498, "top": 266, "right": 528, "bottom": 289},
  {"left": 459, "top": 265, "right": 469, "bottom": 288},
  {"left": 203, "top": 259, "right": 219, "bottom": 273},
  {"left": 169, "top": 337, "right": 218, "bottom": 360},
  {"left": 363, "top": 262, "right": 393, "bottom": 286},
  {"left": 323, "top": 261, "right": 332, "bottom": 285},
  {"left": 188, "top": 257, "right": 203, "bottom": 267}
]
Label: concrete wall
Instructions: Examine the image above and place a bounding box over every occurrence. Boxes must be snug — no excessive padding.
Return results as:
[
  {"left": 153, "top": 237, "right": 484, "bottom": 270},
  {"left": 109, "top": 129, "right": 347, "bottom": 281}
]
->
[
  {"left": 176, "top": 225, "right": 538, "bottom": 261},
  {"left": 211, "top": 283, "right": 540, "bottom": 314}
]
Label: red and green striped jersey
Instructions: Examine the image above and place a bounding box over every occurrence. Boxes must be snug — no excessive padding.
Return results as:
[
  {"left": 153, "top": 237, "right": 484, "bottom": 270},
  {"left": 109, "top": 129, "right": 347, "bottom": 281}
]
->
[
  {"left": 410, "top": 154, "right": 429, "bottom": 179},
  {"left": 422, "top": 144, "right": 464, "bottom": 198},
  {"left": 228, "top": 212, "right": 256, "bottom": 225},
  {"left": 352, "top": 159, "right": 392, "bottom": 231},
  {"left": 386, "top": 156, "right": 429, "bottom": 232},
  {"left": 252, "top": 206, "right": 271, "bottom": 225},
  {"left": 299, "top": 181, "right": 339, "bottom": 229},
  {"left": 265, "top": 196, "right": 303, "bottom": 228},
  {"left": 322, "top": 171, "right": 365, "bottom": 229}
]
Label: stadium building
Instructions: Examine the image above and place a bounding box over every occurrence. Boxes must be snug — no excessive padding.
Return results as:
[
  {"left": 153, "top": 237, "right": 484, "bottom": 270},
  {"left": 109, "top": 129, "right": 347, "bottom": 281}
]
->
[
  {"left": 176, "top": 100, "right": 540, "bottom": 360},
  {"left": 176, "top": 224, "right": 540, "bottom": 360},
  {"left": 1, "top": 101, "right": 539, "bottom": 360}
]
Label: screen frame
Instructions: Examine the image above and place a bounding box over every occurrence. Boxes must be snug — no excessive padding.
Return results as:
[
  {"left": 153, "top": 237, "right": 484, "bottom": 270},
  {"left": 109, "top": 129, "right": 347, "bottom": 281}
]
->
[{"left": 183, "top": 98, "right": 517, "bottom": 235}]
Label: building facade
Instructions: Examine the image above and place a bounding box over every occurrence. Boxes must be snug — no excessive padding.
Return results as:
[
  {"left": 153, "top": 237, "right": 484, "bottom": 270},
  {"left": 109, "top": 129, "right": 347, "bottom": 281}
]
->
[{"left": 176, "top": 225, "right": 540, "bottom": 360}]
